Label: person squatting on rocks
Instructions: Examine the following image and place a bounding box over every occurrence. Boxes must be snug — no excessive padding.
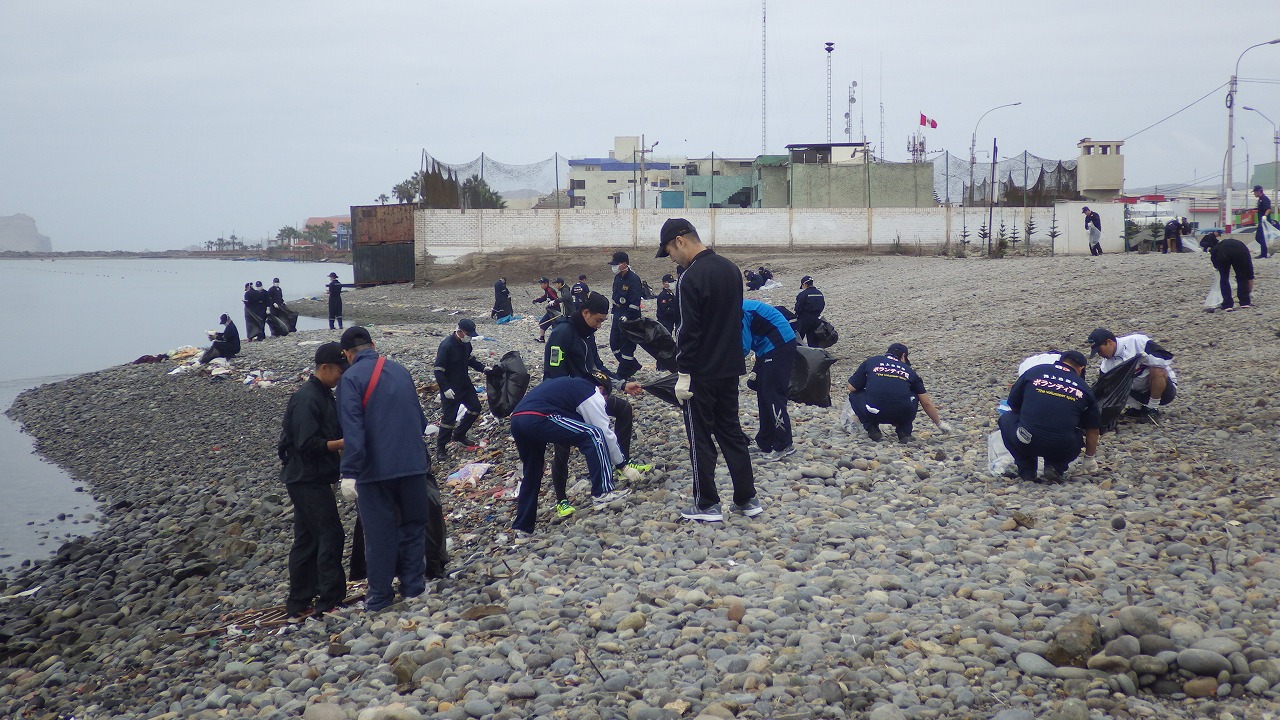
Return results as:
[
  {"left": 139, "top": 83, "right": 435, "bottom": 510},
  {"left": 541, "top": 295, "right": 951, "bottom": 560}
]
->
[
  {"left": 1255, "top": 185, "right": 1273, "bottom": 259},
  {"left": 326, "top": 272, "right": 345, "bottom": 330},
  {"left": 434, "top": 318, "right": 487, "bottom": 457},
  {"left": 491, "top": 277, "right": 513, "bottom": 322},
  {"left": 1087, "top": 327, "right": 1178, "bottom": 418},
  {"left": 509, "top": 374, "right": 636, "bottom": 535},
  {"left": 609, "top": 251, "right": 644, "bottom": 380},
  {"left": 200, "top": 313, "right": 241, "bottom": 364},
  {"left": 1163, "top": 218, "right": 1182, "bottom": 255},
  {"left": 544, "top": 290, "right": 649, "bottom": 518},
  {"left": 1210, "top": 234, "right": 1255, "bottom": 310},
  {"left": 744, "top": 268, "right": 763, "bottom": 291},
  {"left": 278, "top": 341, "right": 348, "bottom": 616},
  {"left": 794, "top": 275, "right": 826, "bottom": 347},
  {"left": 658, "top": 217, "right": 761, "bottom": 523},
  {"left": 847, "top": 343, "right": 951, "bottom": 444},
  {"left": 742, "top": 299, "right": 798, "bottom": 461},
  {"left": 336, "top": 326, "right": 437, "bottom": 611},
  {"left": 999, "top": 350, "right": 1101, "bottom": 483},
  {"left": 655, "top": 273, "right": 678, "bottom": 334},
  {"left": 532, "top": 276, "right": 561, "bottom": 343},
  {"left": 1082, "top": 206, "right": 1103, "bottom": 256}
]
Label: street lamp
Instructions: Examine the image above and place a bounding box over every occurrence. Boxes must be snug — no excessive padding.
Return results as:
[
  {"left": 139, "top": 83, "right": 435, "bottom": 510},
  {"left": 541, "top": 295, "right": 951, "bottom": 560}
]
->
[
  {"left": 1243, "top": 105, "right": 1279, "bottom": 201},
  {"left": 969, "top": 102, "right": 1021, "bottom": 207},
  {"left": 1223, "top": 38, "right": 1280, "bottom": 230}
]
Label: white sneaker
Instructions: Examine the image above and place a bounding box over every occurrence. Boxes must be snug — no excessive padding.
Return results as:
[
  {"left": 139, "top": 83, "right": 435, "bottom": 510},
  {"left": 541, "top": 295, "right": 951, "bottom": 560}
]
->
[{"left": 593, "top": 488, "right": 632, "bottom": 507}]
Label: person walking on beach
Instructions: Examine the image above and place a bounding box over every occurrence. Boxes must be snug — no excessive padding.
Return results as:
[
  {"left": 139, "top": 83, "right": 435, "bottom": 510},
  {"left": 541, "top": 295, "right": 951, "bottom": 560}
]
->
[
  {"left": 532, "top": 276, "right": 561, "bottom": 343},
  {"left": 336, "top": 326, "right": 433, "bottom": 611},
  {"left": 1255, "top": 185, "right": 1273, "bottom": 259},
  {"left": 492, "top": 277, "right": 514, "bottom": 322},
  {"left": 609, "top": 251, "right": 644, "bottom": 379},
  {"left": 570, "top": 274, "right": 589, "bottom": 316},
  {"left": 656, "top": 217, "right": 760, "bottom": 523},
  {"left": 278, "top": 342, "right": 348, "bottom": 616},
  {"left": 200, "top": 313, "right": 241, "bottom": 364},
  {"left": 655, "top": 273, "right": 678, "bottom": 334},
  {"left": 1083, "top": 207, "right": 1103, "bottom": 256},
  {"left": 794, "top": 276, "right": 826, "bottom": 347},
  {"left": 243, "top": 282, "right": 266, "bottom": 341},
  {"left": 326, "top": 272, "right": 345, "bottom": 330},
  {"left": 434, "top": 318, "right": 487, "bottom": 458}
]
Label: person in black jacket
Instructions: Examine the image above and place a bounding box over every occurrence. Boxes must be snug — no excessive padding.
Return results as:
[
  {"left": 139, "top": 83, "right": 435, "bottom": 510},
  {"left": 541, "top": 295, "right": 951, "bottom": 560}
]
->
[
  {"left": 326, "top": 272, "right": 345, "bottom": 329},
  {"left": 243, "top": 282, "right": 266, "bottom": 341},
  {"left": 655, "top": 274, "right": 678, "bottom": 333},
  {"left": 1083, "top": 207, "right": 1103, "bottom": 256},
  {"left": 434, "top": 318, "right": 487, "bottom": 457},
  {"left": 544, "top": 291, "right": 648, "bottom": 517},
  {"left": 200, "top": 313, "right": 241, "bottom": 364},
  {"left": 794, "top": 276, "right": 826, "bottom": 347},
  {"left": 609, "top": 251, "right": 644, "bottom": 379},
  {"left": 569, "top": 274, "right": 589, "bottom": 316},
  {"left": 492, "top": 277, "right": 514, "bottom": 321},
  {"left": 1255, "top": 185, "right": 1273, "bottom": 259},
  {"left": 278, "top": 342, "right": 348, "bottom": 616},
  {"left": 1210, "top": 236, "right": 1255, "bottom": 310},
  {"left": 657, "top": 218, "right": 758, "bottom": 523}
]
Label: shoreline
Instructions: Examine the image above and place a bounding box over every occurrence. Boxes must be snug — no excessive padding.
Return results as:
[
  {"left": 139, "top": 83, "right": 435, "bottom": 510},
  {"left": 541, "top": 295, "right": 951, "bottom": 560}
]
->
[{"left": 4, "top": 252, "right": 1280, "bottom": 718}]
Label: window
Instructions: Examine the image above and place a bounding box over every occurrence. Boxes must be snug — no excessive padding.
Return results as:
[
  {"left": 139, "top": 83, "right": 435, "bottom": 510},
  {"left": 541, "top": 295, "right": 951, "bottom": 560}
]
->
[
  {"left": 692, "top": 191, "right": 707, "bottom": 197},
  {"left": 607, "top": 179, "right": 617, "bottom": 183},
  {"left": 570, "top": 179, "right": 586, "bottom": 190},
  {"left": 1100, "top": 146, "right": 1109, "bottom": 155}
]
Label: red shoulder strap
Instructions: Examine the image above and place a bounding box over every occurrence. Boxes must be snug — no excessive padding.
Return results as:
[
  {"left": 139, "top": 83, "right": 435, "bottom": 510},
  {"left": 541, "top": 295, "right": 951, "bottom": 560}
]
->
[{"left": 362, "top": 355, "right": 386, "bottom": 408}]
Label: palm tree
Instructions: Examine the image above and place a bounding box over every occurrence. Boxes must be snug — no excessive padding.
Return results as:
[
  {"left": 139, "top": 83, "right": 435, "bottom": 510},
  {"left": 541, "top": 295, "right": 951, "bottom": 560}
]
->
[
  {"left": 392, "top": 180, "right": 417, "bottom": 204},
  {"left": 214, "top": 238, "right": 226, "bottom": 252},
  {"left": 204, "top": 240, "right": 214, "bottom": 252},
  {"left": 376, "top": 193, "right": 390, "bottom": 205}
]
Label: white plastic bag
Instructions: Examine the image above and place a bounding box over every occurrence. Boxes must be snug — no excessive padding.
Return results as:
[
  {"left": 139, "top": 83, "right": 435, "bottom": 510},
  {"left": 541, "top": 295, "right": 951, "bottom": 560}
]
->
[
  {"left": 1263, "top": 218, "right": 1280, "bottom": 246},
  {"left": 1204, "top": 278, "right": 1223, "bottom": 310},
  {"left": 987, "top": 430, "right": 1014, "bottom": 476}
]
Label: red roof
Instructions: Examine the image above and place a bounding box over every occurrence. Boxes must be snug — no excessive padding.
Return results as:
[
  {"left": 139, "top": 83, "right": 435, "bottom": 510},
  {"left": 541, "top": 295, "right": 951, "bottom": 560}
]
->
[{"left": 303, "top": 215, "right": 350, "bottom": 229}]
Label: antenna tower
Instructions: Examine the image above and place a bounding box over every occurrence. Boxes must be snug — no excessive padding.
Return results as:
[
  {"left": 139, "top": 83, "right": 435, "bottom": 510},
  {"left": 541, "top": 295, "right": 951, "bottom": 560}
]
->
[
  {"left": 825, "top": 43, "right": 834, "bottom": 142},
  {"left": 761, "top": 0, "right": 767, "bottom": 154}
]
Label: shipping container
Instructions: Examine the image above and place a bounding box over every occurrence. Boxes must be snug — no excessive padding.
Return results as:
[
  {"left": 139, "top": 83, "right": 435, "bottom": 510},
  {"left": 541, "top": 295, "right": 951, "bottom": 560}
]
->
[{"left": 353, "top": 242, "right": 415, "bottom": 286}]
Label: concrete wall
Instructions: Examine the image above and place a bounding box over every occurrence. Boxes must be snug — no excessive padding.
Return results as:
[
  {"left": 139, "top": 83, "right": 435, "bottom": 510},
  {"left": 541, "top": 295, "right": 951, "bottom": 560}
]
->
[
  {"left": 768, "top": 162, "right": 935, "bottom": 208},
  {"left": 414, "top": 204, "right": 1123, "bottom": 282}
]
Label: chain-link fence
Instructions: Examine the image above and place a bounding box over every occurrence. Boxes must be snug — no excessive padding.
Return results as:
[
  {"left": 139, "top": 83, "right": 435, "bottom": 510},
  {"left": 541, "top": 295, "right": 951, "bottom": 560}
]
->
[{"left": 933, "top": 150, "right": 1080, "bottom": 206}]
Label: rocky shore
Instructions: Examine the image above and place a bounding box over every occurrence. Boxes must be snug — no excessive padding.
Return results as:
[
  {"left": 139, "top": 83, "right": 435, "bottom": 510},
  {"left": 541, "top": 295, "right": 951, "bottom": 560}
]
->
[{"left": 4, "top": 251, "right": 1280, "bottom": 720}]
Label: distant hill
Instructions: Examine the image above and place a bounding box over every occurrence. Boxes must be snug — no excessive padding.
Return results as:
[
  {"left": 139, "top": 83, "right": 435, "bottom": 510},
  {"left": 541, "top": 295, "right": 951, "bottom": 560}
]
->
[{"left": 0, "top": 214, "right": 52, "bottom": 252}]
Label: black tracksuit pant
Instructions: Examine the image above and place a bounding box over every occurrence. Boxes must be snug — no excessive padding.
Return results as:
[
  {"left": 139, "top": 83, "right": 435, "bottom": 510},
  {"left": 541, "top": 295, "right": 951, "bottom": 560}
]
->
[
  {"left": 754, "top": 342, "right": 796, "bottom": 452},
  {"left": 682, "top": 376, "right": 755, "bottom": 508},
  {"left": 796, "top": 316, "right": 821, "bottom": 347},
  {"left": 285, "top": 482, "right": 346, "bottom": 614},
  {"left": 438, "top": 385, "right": 482, "bottom": 452}
]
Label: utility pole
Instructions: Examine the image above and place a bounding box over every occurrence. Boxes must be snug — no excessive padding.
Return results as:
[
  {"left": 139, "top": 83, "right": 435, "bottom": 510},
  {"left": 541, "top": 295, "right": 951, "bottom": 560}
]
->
[
  {"left": 761, "top": 0, "right": 767, "bottom": 154},
  {"left": 825, "top": 43, "right": 834, "bottom": 143},
  {"left": 1225, "top": 39, "right": 1280, "bottom": 230}
]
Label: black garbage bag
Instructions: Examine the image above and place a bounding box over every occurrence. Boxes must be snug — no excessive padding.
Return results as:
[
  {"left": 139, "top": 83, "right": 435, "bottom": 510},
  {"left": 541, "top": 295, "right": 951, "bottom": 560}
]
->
[
  {"left": 618, "top": 316, "right": 678, "bottom": 372},
  {"left": 772, "top": 305, "right": 799, "bottom": 335},
  {"left": 789, "top": 346, "right": 837, "bottom": 407},
  {"left": 810, "top": 318, "right": 839, "bottom": 349},
  {"left": 275, "top": 303, "right": 299, "bottom": 332},
  {"left": 1091, "top": 356, "right": 1139, "bottom": 433},
  {"left": 484, "top": 351, "right": 531, "bottom": 418},
  {"left": 266, "top": 313, "right": 291, "bottom": 337},
  {"left": 642, "top": 373, "right": 680, "bottom": 407}
]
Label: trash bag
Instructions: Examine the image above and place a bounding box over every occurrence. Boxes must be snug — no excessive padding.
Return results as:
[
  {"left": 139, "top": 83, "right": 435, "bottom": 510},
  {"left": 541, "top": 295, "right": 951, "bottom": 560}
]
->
[
  {"left": 275, "top": 303, "right": 299, "bottom": 332},
  {"left": 484, "top": 351, "right": 530, "bottom": 418},
  {"left": 266, "top": 313, "right": 291, "bottom": 337},
  {"left": 987, "top": 430, "right": 1014, "bottom": 476},
  {"left": 772, "top": 305, "right": 799, "bottom": 335},
  {"left": 1204, "top": 278, "right": 1223, "bottom": 311},
  {"left": 1091, "top": 356, "right": 1139, "bottom": 433},
  {"left": 642, "top": 373, "right": 680, "bottom": 407},
  {"left": 810, "top": 318, "right": 839, "bottom": 349},
  {"left": 618, "top": 316, "right": 678, "bottom": 372},
  {"left": 789, "top": 346, "right": 837, "bottom": 407}
]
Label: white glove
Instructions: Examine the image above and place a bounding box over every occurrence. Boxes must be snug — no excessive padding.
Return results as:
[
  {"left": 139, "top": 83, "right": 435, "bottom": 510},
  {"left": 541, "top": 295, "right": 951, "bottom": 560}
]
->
[
  {"left": 1080, "top": 455, "right": 1098, "bottom": 473},
  {"left": 936, "top": 421, "right": 953, "bottom": 433},
  {"left": 444, "top": 388, "right": 456, "bottom": 400},
  {"left": 340, "top": 478, "right": 358, "bottom": 502},
  {"left": 617, "top": 466, "right": 642, "bottom": 482},
  {"left": 675, "top": 373, "right": 693, "bottom": 403}
]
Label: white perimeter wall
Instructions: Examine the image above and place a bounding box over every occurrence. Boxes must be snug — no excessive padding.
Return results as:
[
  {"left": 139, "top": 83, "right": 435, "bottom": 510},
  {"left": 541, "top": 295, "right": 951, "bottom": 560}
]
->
[{"left": 416, "top": 203, "right": 1127, "bottom": 269}]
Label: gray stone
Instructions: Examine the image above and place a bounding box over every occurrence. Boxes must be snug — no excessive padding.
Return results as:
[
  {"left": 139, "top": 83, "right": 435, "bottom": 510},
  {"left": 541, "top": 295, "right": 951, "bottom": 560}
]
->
[
  {"left": 991, "top": 711, "right": 1035, "bottom": 720},
  {"left": 1015, "top": 652, "right": 1058, "bottom": 677},
  {"left": 1103, "top": 635, "right": 1141, "bottom": 658},
  {"left": 1164, "top": 542, "right": 1195, "bottom": 558},
  {"left": 1044, "top": 613, "right": 1101, "bottom": 668},
  {"left": 1138, "top": 634, "right": 1177, "bottom": 655},
  {"left": 867, "top": 705, "right": 906, "bottom": 720},
  {"left": 463, "top": 699, "right": 495, "bottom": 718},
  {"left": 1250, "top": 659, "right": 1280, "bottom": 685},
  {"left": 1130, "top": 655, "right": 1168, "bottom": 675},
  {"left": 1050, "top": 698, "right": 1090, "bottom": 720},
  {"left": 1086, "top": 653, "right": 1130, "bottom": 673},
  {"left": 1169, "top": 621, "right": 1204, "bottom": 647},
  {"left": 1177, "top": 649, "right": 1232, "bottom": 677},
  {"left": 304, "top": 705, "right": 348, "bottom": 720},
  {"left": 1247, "top": 675, "right": 1271, "bottom": 694},
  {"left": 1191, "top": 637, "right": 1243, "bottom": 656},
  {"left": 1117, "top": 606, "right": 1162, "bottom": 637},
  {"left": 507, "top": 682, "right": 537, "bottom": 699}
]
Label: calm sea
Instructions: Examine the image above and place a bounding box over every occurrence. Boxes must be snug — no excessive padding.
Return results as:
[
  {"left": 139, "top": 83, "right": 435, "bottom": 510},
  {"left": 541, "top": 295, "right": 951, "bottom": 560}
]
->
[{"left": 0, "top": 258, "right": 347, "bottom": 573}]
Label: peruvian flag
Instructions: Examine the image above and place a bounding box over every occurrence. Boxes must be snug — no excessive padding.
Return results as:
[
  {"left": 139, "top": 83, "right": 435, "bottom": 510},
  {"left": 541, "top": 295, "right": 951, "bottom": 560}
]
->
[{"left": 919, "top": 113, "right": 938, "bottom": 129}]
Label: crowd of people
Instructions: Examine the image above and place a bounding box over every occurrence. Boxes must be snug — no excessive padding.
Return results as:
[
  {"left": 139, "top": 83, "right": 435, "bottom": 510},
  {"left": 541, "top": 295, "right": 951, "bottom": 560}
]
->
[{"left": 258, "top": 219, "right": 1192, "bottom": 615}]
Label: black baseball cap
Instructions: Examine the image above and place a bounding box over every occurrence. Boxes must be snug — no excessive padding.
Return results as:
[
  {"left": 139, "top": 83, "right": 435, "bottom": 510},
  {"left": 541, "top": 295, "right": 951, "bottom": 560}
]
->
[
  {"left": 538, "top": 276, "right": 549, "bottom": 284},
  {"left": 590, "top": 370, "right": 613, "bottom": 395},
  {"left": 662, "top": 273, "right": 675, "bottom": 283},
  {"left": 553, "top": 277, "right": 565, "bottom": 284},
  {"left": 1254, "top": 185, "right": 1264, "bottom": 192},
  {"left": 578, "top": 274, "right": 587, "bottom": 280},
  {"left": 339, "top": 326, "right": 373, "bottom": 350},
  {"left": 800, "top": 275, "right": 813, "bottom": 287},
  {"left": 610, "top": 251, "right": 630, "bottom": 265},
  {"left": 1081, "top": 207, "right": 1090, "bottom": 213},
  {"left": 314, "top": 341, "right": 349, "bottom": 369},
  {"left": 1086, "top": 328, "right": 1115, "bottom": 356},
  {"left": 458, "top": 318, "right": 478, "bottom": 337},
  {"left": 328, "top": 272, "right": 338, "bottom": 278},
  {"left": 657, "top": 218, "right": 695, "bottom": 258},
  {"left": 1058, "top": 350, "right": 1088, "bottom": 369},
  {"left": 887, "top": 342, "right": 909, "bottom": 359}
]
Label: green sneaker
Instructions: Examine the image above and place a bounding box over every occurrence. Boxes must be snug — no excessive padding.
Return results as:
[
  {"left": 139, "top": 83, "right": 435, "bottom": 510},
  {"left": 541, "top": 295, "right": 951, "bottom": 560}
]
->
[
  {"left": 555, "top": 500, "right": 576, "bottom": 518},
  {"left": 625, "top": 460, "right": 653, "bottom": 473}
]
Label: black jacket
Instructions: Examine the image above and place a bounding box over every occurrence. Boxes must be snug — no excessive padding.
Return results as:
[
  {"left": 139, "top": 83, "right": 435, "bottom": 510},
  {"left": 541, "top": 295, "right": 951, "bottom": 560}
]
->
[
  {"left": 544, "top": 314, "right": 615, "bottom": 380},
  {"left": 493, "top": 280, "right": 513, "bottom": 318},
  {"left": 267, "top": 284, "right": 284, "bottom": 307},
  {"left": 214, "top": 320, "right": 241, "bottom": 357},
  {"left": 612, "top": 269, "right": 643, "bottom": 319},
  {"left": 278, "top": 376, "right": 342, "bottom": 484},
  {"left": 655, "top": 288, "right": 678, "bottom": 326},
  {"left": 434, "top": 333, "right": 485, "bottom": 391},
  {"left": 795, "top": 286, "right": 826, "bottom": 319},
  {"left": 676, "top": 249, "right": 746, "bottom": 379},
  {"left": 1083, "top": 211, "right": 1101, "bottom": 231}
]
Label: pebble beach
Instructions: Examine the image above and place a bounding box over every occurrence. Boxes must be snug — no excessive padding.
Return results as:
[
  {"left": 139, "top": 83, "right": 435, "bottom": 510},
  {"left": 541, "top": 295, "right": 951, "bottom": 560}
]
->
[{"left": 4, "top": 249, "right": 1280, "bottom": 720}]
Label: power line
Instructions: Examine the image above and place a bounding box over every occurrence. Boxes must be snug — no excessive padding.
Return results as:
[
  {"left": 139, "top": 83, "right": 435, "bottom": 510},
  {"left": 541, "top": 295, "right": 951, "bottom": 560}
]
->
[{"left": 1123, "top": 81, "right": 1229, "bottom": 141}]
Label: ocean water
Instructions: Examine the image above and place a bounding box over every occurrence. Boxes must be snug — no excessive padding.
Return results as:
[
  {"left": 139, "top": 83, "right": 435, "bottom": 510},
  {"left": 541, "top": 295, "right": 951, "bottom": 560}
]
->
[{"left": 0, "top": 258, "right": 347, "bottom": 573}]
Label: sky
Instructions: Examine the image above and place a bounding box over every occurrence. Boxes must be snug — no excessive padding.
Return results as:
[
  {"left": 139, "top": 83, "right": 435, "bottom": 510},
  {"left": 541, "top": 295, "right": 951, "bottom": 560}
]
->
[{"left": 2, "top": 1, "right": 1278, "bottom": 251}]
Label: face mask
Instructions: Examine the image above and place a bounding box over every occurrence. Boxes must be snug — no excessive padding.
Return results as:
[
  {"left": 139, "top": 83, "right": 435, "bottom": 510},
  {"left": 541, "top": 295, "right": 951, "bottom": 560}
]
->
[{"left": 610, "top": 265, "right": 620, "bottom": 275}]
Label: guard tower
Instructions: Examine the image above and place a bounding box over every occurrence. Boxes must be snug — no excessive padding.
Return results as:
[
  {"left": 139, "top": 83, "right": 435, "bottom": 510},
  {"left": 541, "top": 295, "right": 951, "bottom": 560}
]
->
[{"left": 1077, "top": 138, "right": 1124, "bottom": 201}]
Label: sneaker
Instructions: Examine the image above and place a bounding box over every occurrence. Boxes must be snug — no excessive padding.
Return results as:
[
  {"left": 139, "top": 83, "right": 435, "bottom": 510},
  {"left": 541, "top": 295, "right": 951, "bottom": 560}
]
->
[
  {"left": 897, "top": 432, "right": 914, "bottom": 444},
  {"left": 1240, "top": 303, "right": 1253, "bottom": 309},
  {"left": 680, "top": 503, "right": 724, "bottom": 522},
  {"left": 866, "top": 426, "right": 883, "bottom": 442},
  {"left": 593, "top": 488, "right": 632, "bottom": 507},
  {"left": 731, "top": 497, "right": 764, "bottom": 517},
  {"left": 1042, "top": 466, "right": 1065, "bottom": 484},
  {"left": 625, "top": 460, "right": 653, "bottom": 473},
  {"left": 1224, "top": 306, "right": 1237, "bottom": 312},
  {"left": 749, "top": 445, "right": 765, "bottom": 457},
  {"left": 555, "top": 499, "right": 576, "bottom": 517},
  {"left": 765, "top": 446, "right": 796, "bottom": 462}
]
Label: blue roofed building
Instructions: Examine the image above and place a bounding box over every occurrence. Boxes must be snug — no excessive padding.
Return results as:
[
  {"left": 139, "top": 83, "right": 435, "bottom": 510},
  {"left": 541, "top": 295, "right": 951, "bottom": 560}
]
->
[{"left": 567, "top": 136, "right": 683, "bottom": 208}]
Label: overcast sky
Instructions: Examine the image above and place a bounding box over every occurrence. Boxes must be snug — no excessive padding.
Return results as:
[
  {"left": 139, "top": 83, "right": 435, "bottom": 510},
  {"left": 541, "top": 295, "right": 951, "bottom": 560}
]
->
[{"left": 2, "top": 1, "right": 1278, "bottom": 251}]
